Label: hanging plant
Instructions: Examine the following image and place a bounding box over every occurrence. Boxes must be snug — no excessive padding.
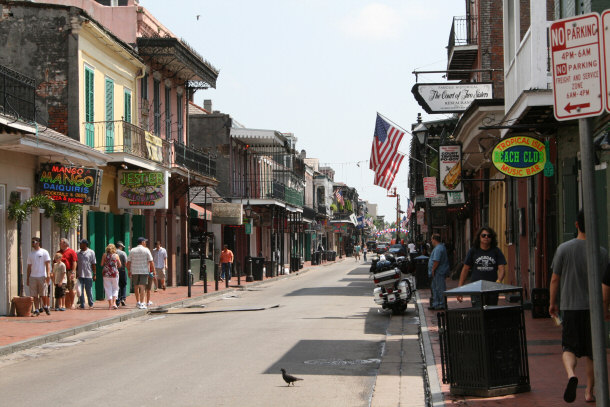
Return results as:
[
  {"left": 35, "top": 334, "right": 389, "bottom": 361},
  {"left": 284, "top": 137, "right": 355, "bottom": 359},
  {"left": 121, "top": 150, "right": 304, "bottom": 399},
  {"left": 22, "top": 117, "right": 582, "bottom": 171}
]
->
[
  {"left": 345, "top": 200, "right": 353, "bottom": 212},
  {"left": 53, "top": 203, "right": 81, "bottom": 233},
  {"left": 330, "top": 203, "right": 338, "bottom": 212}
]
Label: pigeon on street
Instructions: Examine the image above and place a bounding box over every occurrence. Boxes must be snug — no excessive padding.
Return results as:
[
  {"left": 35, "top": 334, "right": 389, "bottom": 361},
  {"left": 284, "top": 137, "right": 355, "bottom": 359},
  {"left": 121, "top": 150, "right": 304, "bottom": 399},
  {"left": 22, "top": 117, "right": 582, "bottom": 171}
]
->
[{"left": 280, "top": 368, "right": 303, "bottom": 386}]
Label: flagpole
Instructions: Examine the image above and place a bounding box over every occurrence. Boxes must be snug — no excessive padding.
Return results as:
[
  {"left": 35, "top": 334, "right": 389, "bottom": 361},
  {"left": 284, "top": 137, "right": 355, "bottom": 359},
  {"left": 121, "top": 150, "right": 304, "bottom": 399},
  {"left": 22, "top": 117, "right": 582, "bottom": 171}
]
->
[{"left": 378, "top": 112, "right": 412, "bottom": 135}]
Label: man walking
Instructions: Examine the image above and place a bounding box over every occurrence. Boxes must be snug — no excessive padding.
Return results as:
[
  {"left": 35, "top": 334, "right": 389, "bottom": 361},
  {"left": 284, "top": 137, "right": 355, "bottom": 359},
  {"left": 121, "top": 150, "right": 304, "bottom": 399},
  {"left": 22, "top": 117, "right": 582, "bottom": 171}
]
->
[
  {"left": 127, "top": 237, "right": 154, "bottom": 309},
  {"left": 220, "top": 244, "right": 234, "bottom": 282},
  {"left": 550, "top": 209, "right": 608, "bottom": 403},
  {"left": 152, "top": 240, "right": 167, "bottom": 291},
  {"left": 77, "top": 239, "right": 96, "bottom": 309},
  {"left": 26, "top": 237, "right": 52, "bottom": 316},
  {"left": 115, "top": 241, "right": 128, "bottom": 307},
  {"left": 427, "top": 234, "right": 450, "bottom": 310},
  {"left": 57, "top": 238, "right": 77, "bottom": 309}
]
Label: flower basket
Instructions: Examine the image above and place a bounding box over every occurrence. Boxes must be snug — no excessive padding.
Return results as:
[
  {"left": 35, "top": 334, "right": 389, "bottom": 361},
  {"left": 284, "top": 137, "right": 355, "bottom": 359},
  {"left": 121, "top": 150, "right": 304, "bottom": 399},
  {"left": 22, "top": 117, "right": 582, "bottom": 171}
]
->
[{"left": 11, "top": 296, "right": 34, "bottom": 317}]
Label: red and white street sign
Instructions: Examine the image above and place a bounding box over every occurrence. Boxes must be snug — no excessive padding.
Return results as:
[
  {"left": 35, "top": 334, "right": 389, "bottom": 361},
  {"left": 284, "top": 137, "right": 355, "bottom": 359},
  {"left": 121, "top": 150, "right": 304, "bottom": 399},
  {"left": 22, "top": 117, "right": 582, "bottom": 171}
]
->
[
  {"left": 550, "top": 13, "right": 604, "bottom": 121},
  {"left": 423, "top": 177, "right": 437, "bottom": 198}
]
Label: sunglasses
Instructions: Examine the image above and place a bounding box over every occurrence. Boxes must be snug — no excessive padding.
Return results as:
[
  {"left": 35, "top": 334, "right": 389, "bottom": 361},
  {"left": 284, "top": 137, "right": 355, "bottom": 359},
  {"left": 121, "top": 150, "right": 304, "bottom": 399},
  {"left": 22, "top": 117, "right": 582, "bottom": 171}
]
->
[
  {"left": 31, "top": 240, "right": 39, "bottom": 244},
  {"left": 480, "top": 233, "right": 492, "bottom": 238}
]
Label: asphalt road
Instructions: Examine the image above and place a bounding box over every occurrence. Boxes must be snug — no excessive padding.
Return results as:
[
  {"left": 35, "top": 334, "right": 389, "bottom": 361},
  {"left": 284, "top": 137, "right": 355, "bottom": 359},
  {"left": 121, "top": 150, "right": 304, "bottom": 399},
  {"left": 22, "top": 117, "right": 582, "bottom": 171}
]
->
[{"left": 0, "top": 260, "right": 405, "bottom": 407}]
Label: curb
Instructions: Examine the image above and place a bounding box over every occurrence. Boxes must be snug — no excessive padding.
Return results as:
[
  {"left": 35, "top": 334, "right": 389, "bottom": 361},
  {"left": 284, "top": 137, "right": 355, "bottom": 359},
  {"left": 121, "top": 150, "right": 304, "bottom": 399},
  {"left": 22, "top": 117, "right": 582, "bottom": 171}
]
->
[
  {"left": 416, "top": 290, "right": 445, "bottom": 407},
  {"left": 0, "top": 258, "right": 344, "bottom": 357}
]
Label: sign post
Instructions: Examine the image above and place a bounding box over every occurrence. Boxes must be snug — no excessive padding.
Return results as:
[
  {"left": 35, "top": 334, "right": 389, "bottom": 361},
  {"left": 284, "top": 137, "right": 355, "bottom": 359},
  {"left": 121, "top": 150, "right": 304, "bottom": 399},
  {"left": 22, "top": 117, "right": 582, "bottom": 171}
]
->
[{"left": 551, "top": 12, "right": 608, "bottom": 406}]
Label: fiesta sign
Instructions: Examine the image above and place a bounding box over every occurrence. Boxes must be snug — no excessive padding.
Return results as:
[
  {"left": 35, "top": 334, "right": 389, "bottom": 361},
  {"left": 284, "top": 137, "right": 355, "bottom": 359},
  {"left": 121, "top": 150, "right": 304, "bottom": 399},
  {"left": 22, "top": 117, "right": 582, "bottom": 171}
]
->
[{"left": 492, "top": 136, "right": 546, "bottom": 177}]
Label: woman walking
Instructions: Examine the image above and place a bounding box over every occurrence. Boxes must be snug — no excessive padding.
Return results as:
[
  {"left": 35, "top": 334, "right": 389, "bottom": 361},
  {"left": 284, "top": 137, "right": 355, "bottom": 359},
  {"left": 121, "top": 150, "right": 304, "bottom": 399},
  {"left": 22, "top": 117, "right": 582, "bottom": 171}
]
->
[{"left": 101, "top": 244, "right": 121, "bottom": 309}]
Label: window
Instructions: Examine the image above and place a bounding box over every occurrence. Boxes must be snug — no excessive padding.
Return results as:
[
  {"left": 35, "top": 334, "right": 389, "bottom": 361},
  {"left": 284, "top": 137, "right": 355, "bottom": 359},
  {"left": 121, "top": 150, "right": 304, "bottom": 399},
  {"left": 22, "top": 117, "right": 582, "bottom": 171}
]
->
[
  {"left": 84, "top": 66, "right": 95, "bottom": 147},
  {"left": 105, "top": 77, "right": 114, "bottom": 153},
  {"left": 165, "top": 86, "right": 171, "bottom": 139},
  {"left": 141, "top": 73, "right": 148, "bottom": 101},
  {"left": 124, "top": 89, "right": 131, "bottom": 123},
  {"left": 153, "top": 78, "right": 160, "bottom": 136},
  {"left": 176, "top": 93, "right": 183, "bottom": 139}
]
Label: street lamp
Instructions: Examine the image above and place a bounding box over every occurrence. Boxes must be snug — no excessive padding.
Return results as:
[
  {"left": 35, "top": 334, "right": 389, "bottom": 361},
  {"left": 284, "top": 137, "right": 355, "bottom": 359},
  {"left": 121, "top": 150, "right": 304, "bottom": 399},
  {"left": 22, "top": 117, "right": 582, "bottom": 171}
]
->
[{"left": 412, "top": 114, "right": 431, "bottom": 242}]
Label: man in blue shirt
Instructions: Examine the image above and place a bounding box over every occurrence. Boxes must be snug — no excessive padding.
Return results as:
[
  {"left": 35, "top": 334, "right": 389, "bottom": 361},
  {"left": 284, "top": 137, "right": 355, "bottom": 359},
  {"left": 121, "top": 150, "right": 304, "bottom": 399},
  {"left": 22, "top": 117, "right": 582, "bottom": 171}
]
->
[{"left": 428, "top": 233, "right": 450, "bottom": 310}]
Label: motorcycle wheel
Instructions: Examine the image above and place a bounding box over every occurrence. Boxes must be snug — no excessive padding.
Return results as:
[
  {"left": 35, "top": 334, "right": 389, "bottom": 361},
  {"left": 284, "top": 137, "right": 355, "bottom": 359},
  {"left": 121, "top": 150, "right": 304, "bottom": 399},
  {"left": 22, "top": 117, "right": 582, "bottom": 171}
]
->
[{"left": 391, "top": 302, "right": 407, "bottom": 315}]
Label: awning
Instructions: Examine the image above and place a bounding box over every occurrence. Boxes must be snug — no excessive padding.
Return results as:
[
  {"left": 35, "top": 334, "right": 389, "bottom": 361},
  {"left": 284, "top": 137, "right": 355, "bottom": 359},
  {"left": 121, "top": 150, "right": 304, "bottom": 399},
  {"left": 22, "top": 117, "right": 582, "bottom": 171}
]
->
[{"left": 189, "top": 202, "right": 212, "bottom": 221}]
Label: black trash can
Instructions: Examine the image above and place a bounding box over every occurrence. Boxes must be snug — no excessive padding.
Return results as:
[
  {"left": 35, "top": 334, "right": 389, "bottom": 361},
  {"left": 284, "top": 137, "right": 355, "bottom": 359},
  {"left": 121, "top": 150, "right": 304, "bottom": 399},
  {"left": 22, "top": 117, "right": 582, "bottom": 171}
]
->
[
  {"left": 414, "top": 255, "right": 430, "bottom": 289},
  {"left": 251, "top": 257, "right": 265, "bottom": 280},
  {"left": 290, "top": 256, "right": 299, "bottom": 272},
  {"left": 438, "top": 281, "right": 530, "bottom": 397},
  {"left": 265, "top": 260, "right": 275, "bottom": 277}
]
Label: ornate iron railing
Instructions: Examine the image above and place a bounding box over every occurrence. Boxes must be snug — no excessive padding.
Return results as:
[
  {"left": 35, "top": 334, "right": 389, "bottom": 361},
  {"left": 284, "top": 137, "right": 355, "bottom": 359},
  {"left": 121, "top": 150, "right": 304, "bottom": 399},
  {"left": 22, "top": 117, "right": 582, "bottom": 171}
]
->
[
  {"left": 0, "top": 64, "right": 35, "bottom": 122},
  {"left": 174, "top": 140, "right": 216, "bottom": 178},
  {"left": 448, "top": 15, "right": 478, "bottom": 50}
]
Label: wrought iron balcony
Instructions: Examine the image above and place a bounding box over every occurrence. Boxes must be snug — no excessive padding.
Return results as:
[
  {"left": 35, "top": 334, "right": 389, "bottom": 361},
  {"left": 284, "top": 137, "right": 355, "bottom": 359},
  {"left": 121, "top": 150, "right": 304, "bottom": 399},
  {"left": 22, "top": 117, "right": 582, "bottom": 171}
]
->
[
  {"left": 0, "top": 64, "right": 35, "bottom": 122},
  {"left": 174, "top": 140, "right": 216, "bottom": 178},
  {"left": 233, "top": 176, "right": 304, "bottom": 207},
  {"left": 85, "top": 120, "right": 171, "bottom": 166},
  {"left": 447, "top": 15, "right": 479, "bottom": 80},
  {"left": 317, "top": 204, "right": 328, "bottom": 215}
]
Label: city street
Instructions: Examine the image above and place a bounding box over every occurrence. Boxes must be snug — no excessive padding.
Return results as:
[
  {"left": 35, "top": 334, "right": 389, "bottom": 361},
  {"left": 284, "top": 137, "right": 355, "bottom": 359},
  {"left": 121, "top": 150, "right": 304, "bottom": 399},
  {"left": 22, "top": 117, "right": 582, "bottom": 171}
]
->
[{"left": 0, "top": 260, "right": 423, "bottom": 407}]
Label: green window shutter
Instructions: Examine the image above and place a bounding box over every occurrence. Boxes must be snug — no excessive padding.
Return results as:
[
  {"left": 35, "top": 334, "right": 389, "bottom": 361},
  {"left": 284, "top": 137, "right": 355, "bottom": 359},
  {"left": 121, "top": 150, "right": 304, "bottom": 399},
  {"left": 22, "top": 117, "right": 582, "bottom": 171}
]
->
[
  {"left": 85, "top": 67, "right": 94, "bottom": 147},
  {"left": 105, "top": 78, "right": 114, "bottom": 153},
  {"left": 124, "top": 90, "right": 131, "bottom": 123}
]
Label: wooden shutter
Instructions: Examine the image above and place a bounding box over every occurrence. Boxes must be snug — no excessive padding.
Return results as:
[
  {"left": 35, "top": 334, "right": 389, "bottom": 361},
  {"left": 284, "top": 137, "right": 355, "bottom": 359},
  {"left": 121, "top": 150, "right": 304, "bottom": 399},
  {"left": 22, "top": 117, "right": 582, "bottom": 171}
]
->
[
  {"left": 85, "top": 67, "right": 94, "bottom": 147},
  {"left": 105, "top": 78, "right": 114, "bottom": 152}
]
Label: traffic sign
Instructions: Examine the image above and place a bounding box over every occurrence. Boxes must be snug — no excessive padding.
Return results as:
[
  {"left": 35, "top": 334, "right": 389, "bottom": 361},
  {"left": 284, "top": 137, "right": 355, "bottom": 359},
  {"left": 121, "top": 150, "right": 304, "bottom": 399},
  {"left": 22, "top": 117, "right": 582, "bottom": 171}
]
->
[{"left": 550, "top": 13, "right": 604, "bottom": 121}]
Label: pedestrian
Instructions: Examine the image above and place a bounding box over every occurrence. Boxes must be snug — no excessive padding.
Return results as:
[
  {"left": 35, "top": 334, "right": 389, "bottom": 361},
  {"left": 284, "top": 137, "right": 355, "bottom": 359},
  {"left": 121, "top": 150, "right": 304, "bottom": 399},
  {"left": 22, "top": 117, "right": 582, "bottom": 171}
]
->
[
  {"left": 457, "top": 227, "right": 507, "bottom": 307},
  {"left": 427, "top": 234, "right": 450, "bottom": 310},
  {"left": 220, "top": 244, "right": 234, "bottom": 281},
  {"left": 57, "top": 238, "right": 77, "bottom": 309},
  {"left": 115, "top": 241, "right": 128, "bottom": 307},
  {"left": 152, "top": 240, "right": 167, "bottom": 291},
  {"left": 126, "top": 237, "right": 154, "bottom": 309},
  {"left": 363, "top": 246, "right": 367, "bottom": 262},
  {"left": 549, "top": 209, "right": 607, "bottom": 403},
  {"left": 354, "top": 244, "right": 361, "bottom": 261},
  {"left": 52, "top": 252, "right": 67, "bottom": 311},
  {"left": 76, "top": 239, "right": 97, "bottom": 309},
  {"left": 26, "top": 237, "right": 52, "bottom": 316},
  {"left": 101, "top": 244, "right": 121, "bottom": 309}
]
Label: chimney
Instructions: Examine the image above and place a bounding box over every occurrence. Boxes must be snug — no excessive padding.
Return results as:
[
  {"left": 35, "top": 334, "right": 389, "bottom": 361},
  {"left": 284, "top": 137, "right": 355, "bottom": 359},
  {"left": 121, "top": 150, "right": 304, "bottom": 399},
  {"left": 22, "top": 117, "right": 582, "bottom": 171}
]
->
[{"left": 204, "top": 99, "right": 212, "bottom": 113}]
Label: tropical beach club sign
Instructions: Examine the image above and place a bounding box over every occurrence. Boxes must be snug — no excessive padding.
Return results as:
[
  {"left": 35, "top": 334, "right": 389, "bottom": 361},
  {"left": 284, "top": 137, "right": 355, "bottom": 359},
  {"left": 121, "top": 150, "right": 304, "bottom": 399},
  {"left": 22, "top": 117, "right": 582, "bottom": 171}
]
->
[
  {"left": 492, "top": 136, "right": 546, "bottom": 177},
  {"left": 118, "top": 170, "right": 168, "bottom": 209},
  {"left": 37, "top": 163, "right": 102, "bottom": 206},
  {"left": 411, "top": 83, "right": 493, "bottom": 113}
]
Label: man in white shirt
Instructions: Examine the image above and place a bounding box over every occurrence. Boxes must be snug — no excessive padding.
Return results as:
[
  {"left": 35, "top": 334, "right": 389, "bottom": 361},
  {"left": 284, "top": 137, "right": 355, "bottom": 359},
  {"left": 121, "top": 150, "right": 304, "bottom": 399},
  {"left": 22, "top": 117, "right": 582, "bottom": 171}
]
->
[
  {"left": 152, "top": 240, "right": 168, "bottom": 291},
  {"left": 127, "top": 237, "right": 154, "bottom": 309},
  {"left": 26, "top": 237, "right": 52, "bottom": 316}
]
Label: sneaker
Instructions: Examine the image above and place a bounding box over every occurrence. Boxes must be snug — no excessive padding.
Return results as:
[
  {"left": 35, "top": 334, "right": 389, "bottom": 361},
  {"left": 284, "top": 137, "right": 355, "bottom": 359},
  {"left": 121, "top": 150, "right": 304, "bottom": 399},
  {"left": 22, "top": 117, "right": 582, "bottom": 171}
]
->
[
  {"left": 121, "top": 300, "right": 126, "bottom": 307},
  {"left": 78, "top": 305, "right": 85, "bottom": 309},
  {"left": 147, "top": 301, "right": 153, "bottom": 306},
  {"left": 54, "top": 307, "right": 60, "bottom": 311},
  {"left": 44, "top": 307, "right": 51, "bottom": 315},
  {"left": 39, "top": 308, "right": 44, "bottom": 314},
  {"left": 112, "top": 305, "right": 118, "bottom": 309},
  {"left": 32, "top": 310, "right": 39, "bottom": 316},
  {"left": 136, "top": 302, "right": 141, "bottom": 308},
  {"left": 140, "top": 303, "right": 147, "bottom": 309},
  {"left": 59, "top": 307, "right": 66, "bottom": 311}
]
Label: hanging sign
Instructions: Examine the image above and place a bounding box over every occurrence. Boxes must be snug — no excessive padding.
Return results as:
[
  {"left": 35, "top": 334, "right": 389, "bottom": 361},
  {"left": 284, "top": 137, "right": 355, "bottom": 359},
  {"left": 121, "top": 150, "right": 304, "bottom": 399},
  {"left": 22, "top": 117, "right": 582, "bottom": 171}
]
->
[
  {"left": 37, "top": 163, "right": 102, "bottom": 206},
  {"left": 447, "top": 191, "right": 466, "bottom": 205},
  {"left": 212, "top": 203, "right": 243, "bottom": 225},
  {"left": 423, "top": 177, "right": 437, "bottom": 198},
  {"left": 411, "top": 83, "right": 493, "bottom": 113},
  {"left": 439, "top": 145, "right": 462, "bottom": 192},
  {"left": 492, "top": 136, "right": 546, "bottom": 177},
  {"left": 431, "top": 194, "right": 447, "bottom": 207},
  {"left": 118, "top": 170, "right": 168, "bottom": 209}
]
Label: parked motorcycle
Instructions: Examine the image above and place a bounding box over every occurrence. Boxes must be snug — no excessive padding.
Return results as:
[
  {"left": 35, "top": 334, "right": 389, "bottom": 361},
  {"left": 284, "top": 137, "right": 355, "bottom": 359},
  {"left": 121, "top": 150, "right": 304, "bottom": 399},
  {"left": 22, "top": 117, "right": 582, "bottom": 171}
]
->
[{"left": 371, "top": 254, "right": 414, "bottom": 315}]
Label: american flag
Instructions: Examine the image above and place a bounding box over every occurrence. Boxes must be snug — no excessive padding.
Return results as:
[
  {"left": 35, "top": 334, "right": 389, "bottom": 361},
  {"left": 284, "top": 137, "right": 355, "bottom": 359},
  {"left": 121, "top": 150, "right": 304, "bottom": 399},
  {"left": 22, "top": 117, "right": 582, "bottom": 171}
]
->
[
  {"left": 370, "top": 113, "right": 405, "bottom": 190},
  {"left": 334, "top": 189, "right": 344, "bottom": 205},
  {"left": 406, "top": 198, "right": 414, "bottom": 222}
]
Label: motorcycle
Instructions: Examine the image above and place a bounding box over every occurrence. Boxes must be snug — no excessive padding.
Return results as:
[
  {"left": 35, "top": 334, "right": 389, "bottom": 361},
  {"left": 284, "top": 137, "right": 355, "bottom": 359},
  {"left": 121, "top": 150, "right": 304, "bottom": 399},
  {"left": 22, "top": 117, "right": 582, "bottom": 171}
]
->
[{"left": 370, "top": 253, "right": 414, "bottom": 315}]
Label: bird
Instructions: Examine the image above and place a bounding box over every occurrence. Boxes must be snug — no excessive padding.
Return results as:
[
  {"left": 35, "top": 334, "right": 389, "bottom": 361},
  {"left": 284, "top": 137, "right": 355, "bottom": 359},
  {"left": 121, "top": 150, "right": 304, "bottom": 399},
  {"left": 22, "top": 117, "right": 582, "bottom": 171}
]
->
[{"left": 280, "top": 368, "right": 303, "bottom": 386}]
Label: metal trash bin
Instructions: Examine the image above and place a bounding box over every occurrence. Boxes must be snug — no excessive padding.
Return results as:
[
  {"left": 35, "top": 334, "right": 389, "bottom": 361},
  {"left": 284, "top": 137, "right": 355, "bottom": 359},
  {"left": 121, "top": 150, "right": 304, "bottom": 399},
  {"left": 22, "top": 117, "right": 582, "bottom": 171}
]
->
[
  {"left": 251, "top": 257, "right": 265, "bottom": 280},
  {"left": 438, "top": 281, "right": 530, "bottom": 397},
  {"left": 265, "top": 260, "right": 275, "bottom": 277},
  {"left": 414, "top": 255, "right": 430, "bottom": 289},
  {"left": 290, "top": 256, "right": 300, "bottom": 272}
]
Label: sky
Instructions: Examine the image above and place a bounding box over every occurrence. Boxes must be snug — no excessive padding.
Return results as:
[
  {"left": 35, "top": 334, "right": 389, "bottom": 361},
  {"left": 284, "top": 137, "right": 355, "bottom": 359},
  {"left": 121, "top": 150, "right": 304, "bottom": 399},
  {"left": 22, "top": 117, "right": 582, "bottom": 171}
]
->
[{"left": 141, "top": 0, "right": 466, "bottom": 220}]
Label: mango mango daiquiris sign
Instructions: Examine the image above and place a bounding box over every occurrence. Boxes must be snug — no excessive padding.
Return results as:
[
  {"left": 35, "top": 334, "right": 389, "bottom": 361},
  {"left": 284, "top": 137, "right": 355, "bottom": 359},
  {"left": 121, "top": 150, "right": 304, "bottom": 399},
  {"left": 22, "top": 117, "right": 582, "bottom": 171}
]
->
[{"left": 492, "top": 136, "right": 546, "bottom": 177}]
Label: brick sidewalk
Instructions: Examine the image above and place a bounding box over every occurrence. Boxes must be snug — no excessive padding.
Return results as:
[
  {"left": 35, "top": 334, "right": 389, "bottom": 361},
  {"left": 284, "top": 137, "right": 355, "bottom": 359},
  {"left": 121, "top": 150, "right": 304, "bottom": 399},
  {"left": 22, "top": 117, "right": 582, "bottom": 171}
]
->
[
  {"left": 0, "top": 258, "right": 344, "bottom": 355},
  {"left": 419, "top": 278, "right": 610, "bottom": 407}
]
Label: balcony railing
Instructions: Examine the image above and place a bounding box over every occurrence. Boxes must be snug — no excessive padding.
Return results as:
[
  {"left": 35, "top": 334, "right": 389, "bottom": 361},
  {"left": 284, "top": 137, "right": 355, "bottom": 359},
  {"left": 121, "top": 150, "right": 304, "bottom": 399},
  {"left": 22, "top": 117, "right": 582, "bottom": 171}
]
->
[
  {"left": 174, "top": 140, "right": 216, "bottom": 178},
  {"left": 448, "top": 15, "right": 478, "bottom": 49},
  {"left": 0, "top": 64, "right": 35, "bottom": 122},
  {"left": 233, "top": 177, "right": 304, "bottom": 207},
  {"left": 86, "top": 120, "right": 171, "bottom": 166}
]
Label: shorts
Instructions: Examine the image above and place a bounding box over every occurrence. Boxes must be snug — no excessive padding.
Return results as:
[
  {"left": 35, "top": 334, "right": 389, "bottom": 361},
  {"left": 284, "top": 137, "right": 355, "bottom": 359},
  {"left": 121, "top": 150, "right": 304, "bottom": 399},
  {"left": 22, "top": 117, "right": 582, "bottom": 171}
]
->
[
  {"left": 29, "top": 277, "right": 47, "bottom": 297},
  {"left": 66, "top": 272, "right": 75, "bottom": 290},
  {"left": 54, "top": 284, "right": 66, "bottom": 298},
  {"left": 562, "top": 310, "right": 593, "bottom": 358},
  {"left": 131, "top": 274, "right": 149, "bottom": 286},
  {"left": 155, "top": 268, "right": 166, "bottom": 279}
]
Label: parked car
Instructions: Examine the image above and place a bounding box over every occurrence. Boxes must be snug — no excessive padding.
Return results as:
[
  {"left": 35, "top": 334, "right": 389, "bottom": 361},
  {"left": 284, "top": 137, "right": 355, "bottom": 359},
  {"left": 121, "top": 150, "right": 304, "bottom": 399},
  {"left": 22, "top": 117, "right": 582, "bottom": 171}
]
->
[
  {"left": 375, "top": 242, "right": 389, "bottom": 254},
  {"left": 366, "top": 241, "right": 377, "bottom": 251},
  {"left": 388, "top": 244, "right": 407, "bottom": 257}
]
